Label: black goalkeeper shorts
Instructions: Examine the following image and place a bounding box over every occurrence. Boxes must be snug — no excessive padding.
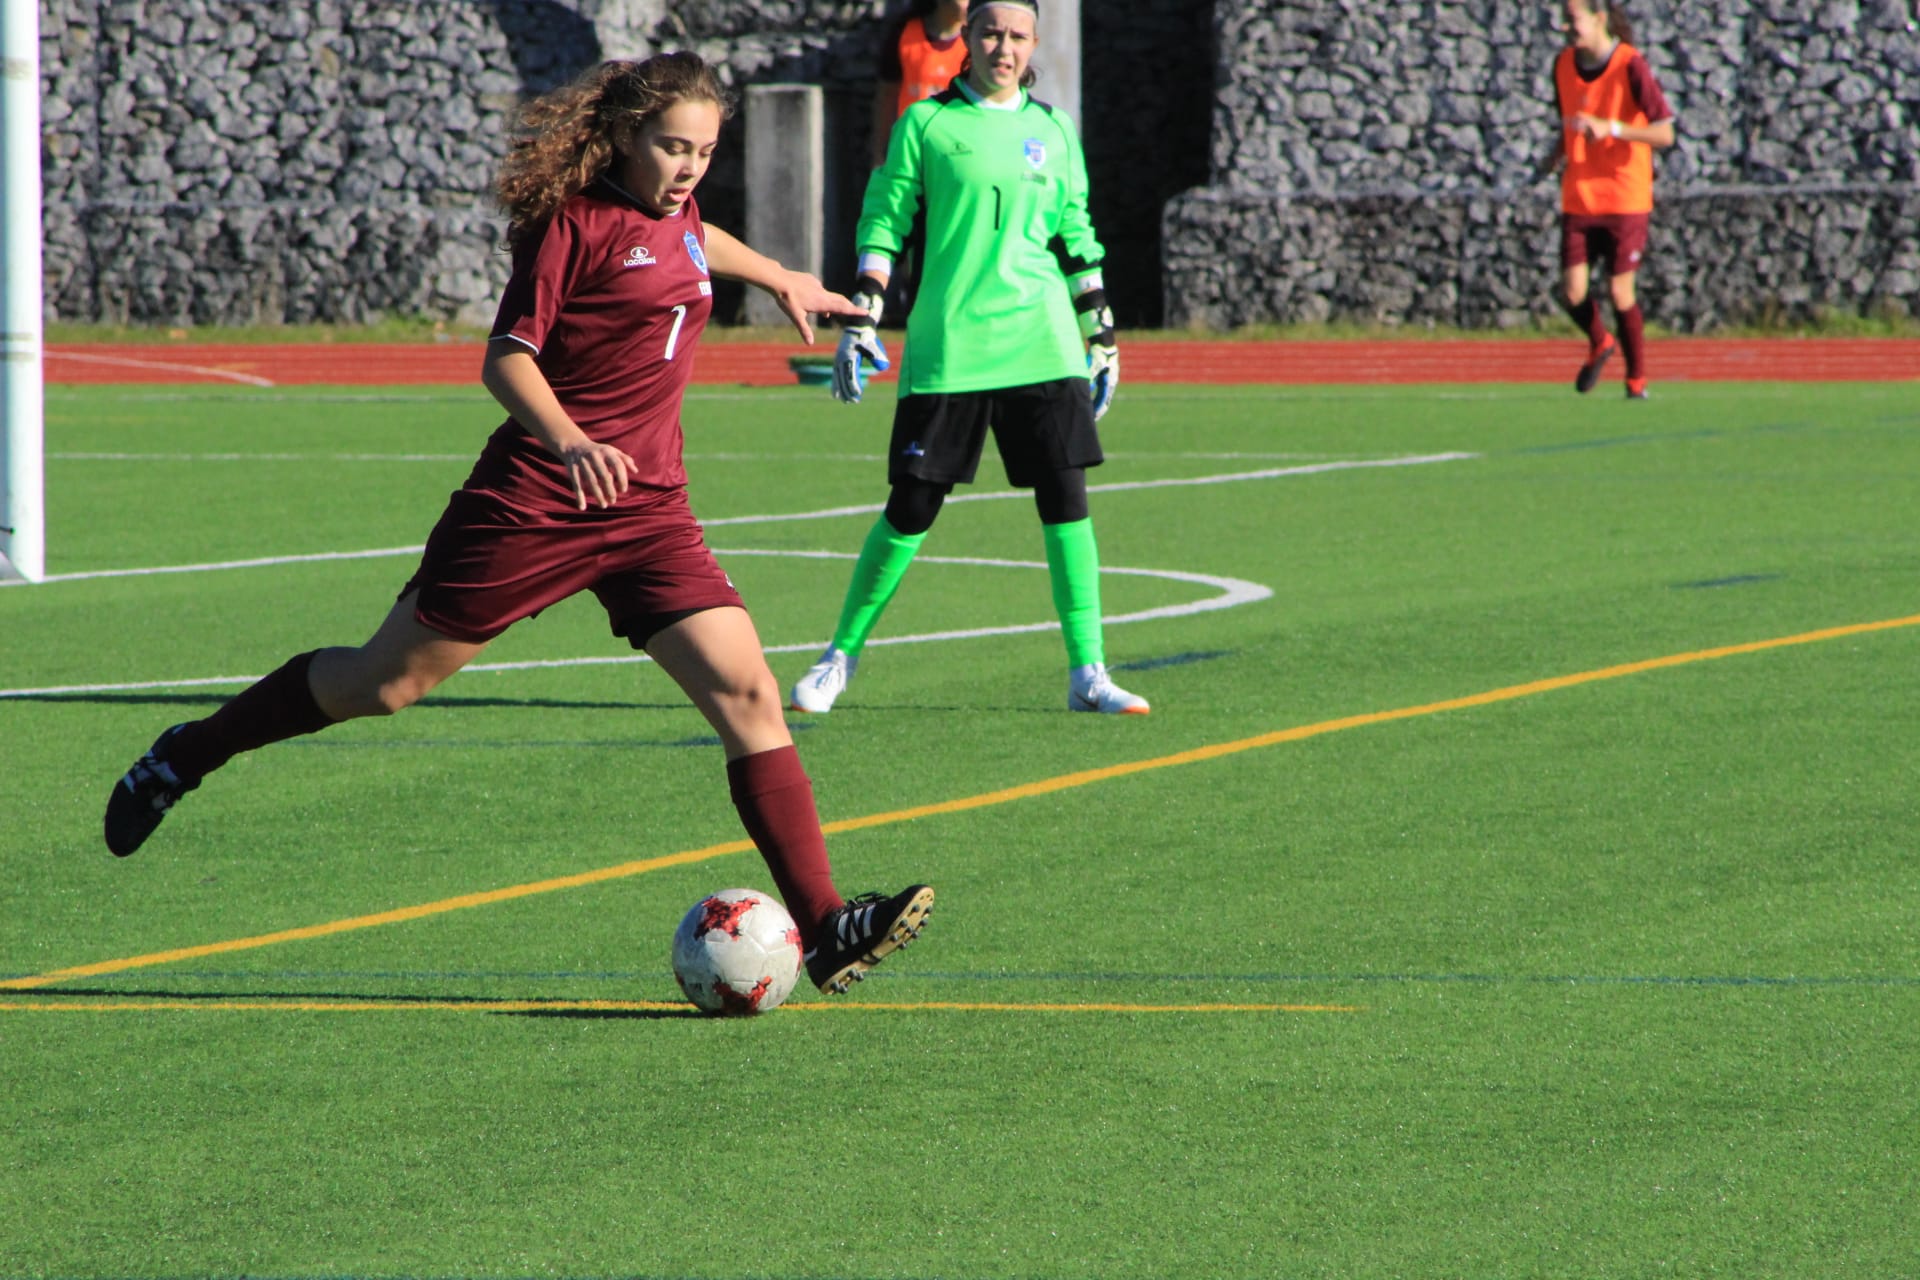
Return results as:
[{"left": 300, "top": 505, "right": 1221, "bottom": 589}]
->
[{"left": 887, "top": 376, "right": 1102, "bottom": 488}]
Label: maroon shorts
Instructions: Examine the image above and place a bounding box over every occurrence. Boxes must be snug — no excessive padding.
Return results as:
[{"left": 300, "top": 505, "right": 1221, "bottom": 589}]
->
[
  {"left": 401, "top": 485, "right": 743, "bottom": 647},
  {"left": 1561, "top": 212, "right": 1650, "bottom": 273}
]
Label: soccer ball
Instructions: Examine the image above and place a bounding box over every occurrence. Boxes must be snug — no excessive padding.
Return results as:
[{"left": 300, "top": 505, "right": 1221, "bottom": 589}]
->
[{"left": 671, "top": 888, "right": 804, "bottom": 1016}]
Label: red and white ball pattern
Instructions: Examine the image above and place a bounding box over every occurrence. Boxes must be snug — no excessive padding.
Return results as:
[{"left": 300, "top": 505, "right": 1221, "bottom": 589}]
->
[{"left": 670, "top": 888, "right": 803, "bottom": 1016}]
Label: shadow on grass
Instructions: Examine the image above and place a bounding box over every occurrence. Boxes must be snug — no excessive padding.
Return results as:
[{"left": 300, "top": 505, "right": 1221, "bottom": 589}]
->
[
  {"left": 21, "top": 985, "right": 703, "bottom": 1020},
  {"left": 4, "top": 691, "right": 670, "bottom": 712}
]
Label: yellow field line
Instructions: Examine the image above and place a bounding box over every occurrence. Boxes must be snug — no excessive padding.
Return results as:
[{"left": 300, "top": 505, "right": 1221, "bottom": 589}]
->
[
  {"left": 0, "top": 997, "right": 1352, "bottom": 1015},
  {"left": 5, "top": 610, "right": 1916, "bottom": 994}
]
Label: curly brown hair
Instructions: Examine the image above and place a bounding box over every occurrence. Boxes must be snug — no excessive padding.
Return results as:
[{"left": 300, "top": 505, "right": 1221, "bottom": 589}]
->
[{"left": 496, "top": 53, "right": 735, "bottom": 249}]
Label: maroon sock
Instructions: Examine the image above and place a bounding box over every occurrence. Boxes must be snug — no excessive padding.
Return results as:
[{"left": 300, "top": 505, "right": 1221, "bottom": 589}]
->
[
  {"left": 1564, "top": 296, "right": 1606, "bottom": 349},
  {"left": 726, "top": 746, "right": 844, "bottom": 949},
  {"left": 1617, "top": 303, "right": 1646, "bottom": 379},
  {"left": 166, "top": 650, "right": 337, "bottom": 781}
]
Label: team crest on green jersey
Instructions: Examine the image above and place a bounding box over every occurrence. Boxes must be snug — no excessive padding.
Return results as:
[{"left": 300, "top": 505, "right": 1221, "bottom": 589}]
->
[{"left": 1023, "top": 138, "right": 1046, "bottom": 168}]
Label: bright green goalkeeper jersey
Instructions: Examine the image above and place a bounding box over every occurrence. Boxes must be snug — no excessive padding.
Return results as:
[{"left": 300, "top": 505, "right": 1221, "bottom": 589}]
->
[{"left": 858, "top": 82, "right": 1104, "bottom": 395}]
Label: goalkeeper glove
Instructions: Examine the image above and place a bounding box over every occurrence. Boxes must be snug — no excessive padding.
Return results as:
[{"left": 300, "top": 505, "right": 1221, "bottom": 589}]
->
[
  {"left": 1076, "top": 288, "right": 1118, "bottom": 421},
  {"left": 831, "top": 278, "right": 889, "bottom": 404}
]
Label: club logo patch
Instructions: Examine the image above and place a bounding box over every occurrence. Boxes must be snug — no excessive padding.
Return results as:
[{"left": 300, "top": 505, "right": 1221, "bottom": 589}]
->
[
  {"left": 1023, "top": 138, "right": 1046, "bottom": 169},
  {"left": 622, "top": 245, "right": 656, "bottom": 268},
  {"left": 683, "top": 230, "right": 709, "bottom": 276}
]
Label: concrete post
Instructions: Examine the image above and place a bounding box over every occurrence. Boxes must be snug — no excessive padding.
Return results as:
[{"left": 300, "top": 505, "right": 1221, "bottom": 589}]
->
[
  {"left": 744, "top": 83, "right": 825, "bottom": 327},
  {"left": 1038, "top": 0, "right": 1082, "bottom": 126}
]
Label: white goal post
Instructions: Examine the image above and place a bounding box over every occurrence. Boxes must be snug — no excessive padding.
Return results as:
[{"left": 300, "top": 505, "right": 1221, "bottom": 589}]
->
[{"left": 1, "top": 0, "right": 44, "bottom": 584}]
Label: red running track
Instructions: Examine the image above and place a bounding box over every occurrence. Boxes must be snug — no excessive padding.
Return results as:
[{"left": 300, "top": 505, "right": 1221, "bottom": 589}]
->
[{"left": 42, "top": 337, "right": 1920, "bottom": 387}]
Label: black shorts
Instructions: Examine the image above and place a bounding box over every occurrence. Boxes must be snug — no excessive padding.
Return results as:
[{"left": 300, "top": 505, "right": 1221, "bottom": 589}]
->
[{"left": 888, "top": 377, "right": 1102, "bottom": 488}]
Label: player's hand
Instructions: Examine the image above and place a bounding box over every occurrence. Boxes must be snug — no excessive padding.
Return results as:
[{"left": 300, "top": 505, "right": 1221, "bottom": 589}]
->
[
  {"left": 1087, "top": 335, "right": 1119, "bottom": 421},
  {"left": 1570, "top": 113, "right": 1613, "bottom": 142},
  {"left": 1076, "top": 290, "right": 1118, "bottom": 421},
  {"left": 770, "top": 272, "right": 868, "bottom": 346},
  {"left": 831, "top": 290, "right": 889, "bottom": 404},
  {"left": 559, "top": 439, "right": 639, "bottom": 511}
]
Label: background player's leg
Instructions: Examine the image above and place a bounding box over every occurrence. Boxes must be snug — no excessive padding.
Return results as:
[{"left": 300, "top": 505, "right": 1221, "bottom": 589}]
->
[
  {"left": 647, "top": 606, "right": 842, "bottom": 943},
  {"left": 1562, "top": 262, "right": 1615, "bottom": 393},
  {"left": 1034, "top": 468, "right": 1148, "bottom": 715},
  {"left": 831, "top": 487, "right": 939, "bottom": 657},
  {"left": 791, "top": 478, "right": 946, "bottom": 713},
  {"left": 1033, "top": 467, "right": 1101, "bottom": 669},
  {"left": 1560, "top": 264, "right": 1604, "bottom": 345},
  {"left": 1611, "top": 270, "right": 1647, "bottom": 394}
]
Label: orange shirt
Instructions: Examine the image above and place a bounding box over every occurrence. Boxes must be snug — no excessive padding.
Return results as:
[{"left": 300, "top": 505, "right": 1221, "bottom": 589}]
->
[
  {"left": 1555, "top": 42, "right": 1670, "bottom": 216},
  {"left": 889, "top": 18, "right": 969, "bottom": 119}
]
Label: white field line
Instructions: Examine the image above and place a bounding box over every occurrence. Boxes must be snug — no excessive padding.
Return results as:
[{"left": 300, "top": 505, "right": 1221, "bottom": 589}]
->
[
  {"left": 0, "top": 452, "right": 1471, "bottom": 699},
  {"left": 13, "top": 545, "right": 428, "bottom": 585},
  {"left": 0, "top": 556, "right": 1270, "bottom": 698},
  {"left": 46, "top": 351, "right": 277, "bottom": 387},
  {"left": 7, "top": 454, "right": 1475, "bottom": 586},
  {"left": 703, "top": 453, "right": 1476, "bottom": 527}
]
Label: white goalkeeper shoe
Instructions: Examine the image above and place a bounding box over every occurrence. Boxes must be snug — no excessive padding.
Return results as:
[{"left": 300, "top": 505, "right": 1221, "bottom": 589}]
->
[
  {"left": 1068, "top": 663, "right": 1150, "bottom": 715},
  {"left": 791, "top": 646, "right": 857, "bottom": 714}
]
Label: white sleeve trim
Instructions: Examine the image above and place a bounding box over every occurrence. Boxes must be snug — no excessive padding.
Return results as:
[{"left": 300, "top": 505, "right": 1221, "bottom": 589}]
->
[{"left": 490, "top": 333, "right": 539, "bottom": 355}]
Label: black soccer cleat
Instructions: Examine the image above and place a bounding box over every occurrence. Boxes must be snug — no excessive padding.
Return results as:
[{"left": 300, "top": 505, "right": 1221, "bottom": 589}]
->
[
  {"left": 1575, "top": 334, "right": 1616, "bottom": 394},
  {"left": 805, "top": 884, "right": 934, "bottom": 994},
  {"left": 103, "top": 724, "right": 200, "bottom": 857}
]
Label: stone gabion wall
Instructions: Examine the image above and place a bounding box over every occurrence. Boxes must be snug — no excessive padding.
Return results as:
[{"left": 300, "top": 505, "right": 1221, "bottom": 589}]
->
[
  {"left": 1166, "top": 0, "right": 1920, "bottom": 330},
  {"left": 37, "top": 0, "right": 1207, "bottom": 328},
  {"left": 36, "top": 0, "right": 1920, "bottom": 331},
  {"left": 36, "top": 0, "right": 900, "bottom": 326}
]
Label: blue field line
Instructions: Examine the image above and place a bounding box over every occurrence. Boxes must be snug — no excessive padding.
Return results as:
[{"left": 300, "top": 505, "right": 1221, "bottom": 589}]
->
[
  {"left": 1671, "top": 573, "right": 1784, "bottom": 589},
  {"left": 1111, "top": 649, "right": 1235, "bottom": 672}
]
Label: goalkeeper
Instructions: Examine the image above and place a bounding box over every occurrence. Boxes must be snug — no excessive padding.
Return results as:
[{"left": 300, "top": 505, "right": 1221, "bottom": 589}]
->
[{"left": 791, "top": 0, "right": 1148, "bottom": 717}]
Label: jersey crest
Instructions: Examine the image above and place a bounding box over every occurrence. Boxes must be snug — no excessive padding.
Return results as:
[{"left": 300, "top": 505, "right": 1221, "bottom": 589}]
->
[
  {"left": 683, "top": 230, "right": 709, "bottom": 276},
  {"left": 1023, "top": 138, "right": 1046, "bottom": 169}
]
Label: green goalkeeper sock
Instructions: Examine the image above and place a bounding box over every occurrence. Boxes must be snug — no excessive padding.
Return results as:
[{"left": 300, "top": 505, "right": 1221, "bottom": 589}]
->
[
  {"left": 1042, "top": 517, "right": 1105, "bottom": 669},
  {"left": 830, "top": 516, "right": 927, "bottom": 657}
]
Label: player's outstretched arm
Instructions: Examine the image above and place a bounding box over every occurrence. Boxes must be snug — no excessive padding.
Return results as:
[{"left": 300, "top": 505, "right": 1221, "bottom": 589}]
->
[{"left": 702, "top": 223, "right": 866, "bottom": 344}]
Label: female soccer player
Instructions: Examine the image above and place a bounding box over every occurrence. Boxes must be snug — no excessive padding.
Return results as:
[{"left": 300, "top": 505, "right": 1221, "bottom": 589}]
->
[
  {"left": 792, "top": 0, "right": 1149, "bottom": 717},
  {"left": 102, "top": 54, "right": 932, "bottom": 996},
  {"left": 1547, "top": 0, "right": 1675, "bottom": 399}
]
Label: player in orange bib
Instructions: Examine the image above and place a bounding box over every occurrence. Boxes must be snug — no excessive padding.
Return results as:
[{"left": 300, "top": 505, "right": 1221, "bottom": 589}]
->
[
  {"left": 872, "top": 0, "right": 972, "bottom": 168},
  {"left": 1546, "top": 0, "right": 1675, "bottom": 399}
]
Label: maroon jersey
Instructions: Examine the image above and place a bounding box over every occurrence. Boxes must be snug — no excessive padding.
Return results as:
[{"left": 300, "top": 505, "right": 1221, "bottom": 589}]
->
[{"left": 472, "top": 178, "right": 715, "bottom": 507}]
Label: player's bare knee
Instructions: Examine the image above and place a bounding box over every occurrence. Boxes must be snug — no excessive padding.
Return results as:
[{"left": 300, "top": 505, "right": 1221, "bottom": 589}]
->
[
  {"left": 709, "top": 671, "right": 782, "bottom": 725},
  {"left": 366, "top": 671, "right": 437, "bottom": 716}
]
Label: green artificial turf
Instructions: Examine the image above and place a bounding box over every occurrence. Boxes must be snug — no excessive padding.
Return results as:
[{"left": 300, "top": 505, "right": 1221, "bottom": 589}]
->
[{"left": 3, "top": 379, "right": 1917, "bottom": 1279}]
